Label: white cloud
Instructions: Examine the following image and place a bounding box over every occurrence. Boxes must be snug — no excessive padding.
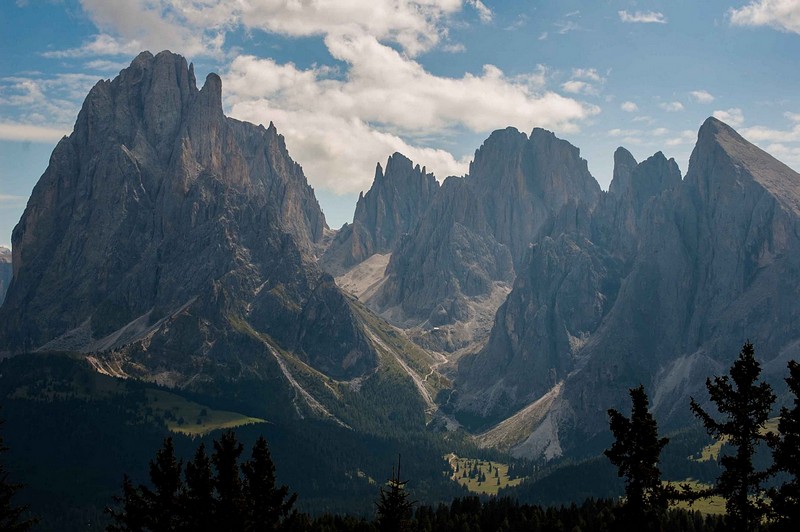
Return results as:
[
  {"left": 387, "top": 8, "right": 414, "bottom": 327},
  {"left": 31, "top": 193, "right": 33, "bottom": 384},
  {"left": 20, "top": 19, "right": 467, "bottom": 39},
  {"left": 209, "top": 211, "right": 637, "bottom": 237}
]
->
[
  {"left": 738, "top": 115, "right": 800, "bottom": 169},
  {"left": 666, "top": 130, "right": 696, "bottom": 146},
  {"left": 659, "top": 101, "right": 685, "bottom": 112},
  {"left": 223, "top": 37, "right": 598, "bottom": 192},
  {"left": 40, "top": 1, "right": 493, "bottom": 60},
  {"left": 0, "top": 193, "right": 29, "bottom": 206},
  {"left": 562, "top": 80, "right": 591, "bottom": 94},
  {"left": 739, "top": 115, "right": 800, "bottom": 169},
  {"left": 652, "top": 127, "right": 669, "bottom": 136},
  {"left": 41, "top": 33, "right": 147, "bottom": 59},
  {"left": 231, "top": 101, "right": 471, "bottom": 192},
  {"left": 0, "top": 73, "right": 101, "bottom": 130},
  {"left": 555, "top": 20, "right": 580, "bottom": 34},
  {"left": 226, "top": 38, "right": 594, "bottom": 135},
  {"left": 84, "top": 59, "right": 129, "bottom": 72},
  {"left": 442, "top": 42, "right": 466, "bottom": 53},
  {"left": 689, "top": 90, "right": 715, "bottom": 104},
  {"left": 0, "top": 122, "right": 69, "bottom": 142},
  {"left": 561, "top": 68, "right": 605, "bottom": 95},
  {"left": 466, "top": 0, "right": 493, "bottom": 23},
  {"left": 621, "top": 101, "right": 638, "bottom": 112},
  {"left": 713, "top": 107, "right": 745, "bottom": 127},
  {"left": 608, "top": 128, "right": 642, "bottom": 137},
  {"left": 68, "top": 0, "right": 225, "bottom": 58},
  {"left": 25, "top": 1, "right": 598, "bottom": 196},
  {"left": 618, "top": 10, "right": 668, "bottom": 24},
  {"left": 729, "top": 0, "right": 800, "bottom": 34},
  {"left": 764, "top": 143, "right": 800, "bottom": 170},
  {"left": 785, "top": 111, "right": 800, "bottom": 122},
  {"left": 741, "top": 123, "right": 800, "bottom": 144},
  {"left": 572, "top": 68, "right": 602, "bottom": 82},
  {"left": 505, "top": 14, "right": 528, "bottom": 31}
]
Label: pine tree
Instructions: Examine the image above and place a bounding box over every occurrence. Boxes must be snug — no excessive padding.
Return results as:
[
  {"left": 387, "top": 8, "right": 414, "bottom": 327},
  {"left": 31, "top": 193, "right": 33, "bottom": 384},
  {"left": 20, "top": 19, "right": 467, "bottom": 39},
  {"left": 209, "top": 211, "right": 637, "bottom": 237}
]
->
[
  {"left": 604, "top": 384, "right": 670, "bottom": 529},
  {"left": 0, "top": 413, "right": 36, "bottom": 532},
  {"left": 184, "top": 443, "right": 215, "bottom": 532},
  {"left": 213, "top": 430, "right": 245, "bottom": 530},
  {"left": 241, "top": 436, "right": 297, "bottom": 531},
  {"left": 106, "top": 475, "right": 148, "bottom": 532},
  {"left": 770, "top": 359, "right": 800, "bottom": 530},
  {"left": 689, "top": 341, "right": 775, "bottom": 531},
  {"left": 376, "top": 455, "right": 414, "bottom": 532},
  {"left": 141, "top": 437, "right": 184, "bottom": 531}
]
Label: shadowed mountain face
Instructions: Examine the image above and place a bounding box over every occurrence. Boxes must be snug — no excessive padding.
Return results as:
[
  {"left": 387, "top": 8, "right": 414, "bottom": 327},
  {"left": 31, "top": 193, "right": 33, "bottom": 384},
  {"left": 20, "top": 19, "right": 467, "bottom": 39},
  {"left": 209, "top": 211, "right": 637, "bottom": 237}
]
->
[
  {"left": 322, "top": 152, "right": 439, "bottom": 275},
  {"left": 453, "top": 118, "right": 800, "bottom": 456},
  {"left": 0, "top": 51, "right": 374, "bottom": 382},
  {"left": 367, "top": 127, "right": 601, "bottom": 350},
  {"left": 0, "top": 247, "right": 11, "bottom": 305}
]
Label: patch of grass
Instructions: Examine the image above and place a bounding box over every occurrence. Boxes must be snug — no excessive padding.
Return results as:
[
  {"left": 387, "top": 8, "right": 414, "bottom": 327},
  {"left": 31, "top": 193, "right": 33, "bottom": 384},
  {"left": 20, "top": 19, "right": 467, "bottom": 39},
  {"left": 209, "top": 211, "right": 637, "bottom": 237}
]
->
[
  {"left": 144, "top": 389, "right": 266, "bottom": 436},
  {"left": 666, "top": 479, "right": 726, "bottom": 515},
  {"left": 445, "top": 453, "right": 524, "bottom": 496},
  {"left": 5, "top": 356, "right": 267, "bottom": 437},
  {"left": 692, "top": 417, "right": 779, "bottom": 462}
]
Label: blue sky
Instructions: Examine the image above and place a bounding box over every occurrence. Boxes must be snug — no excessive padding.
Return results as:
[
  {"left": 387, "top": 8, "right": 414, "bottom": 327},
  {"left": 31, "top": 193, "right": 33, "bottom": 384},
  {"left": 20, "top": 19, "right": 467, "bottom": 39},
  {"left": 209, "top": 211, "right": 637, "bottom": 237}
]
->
[{"left": 2, "top": 0, "right": 800, "bottom": 248}]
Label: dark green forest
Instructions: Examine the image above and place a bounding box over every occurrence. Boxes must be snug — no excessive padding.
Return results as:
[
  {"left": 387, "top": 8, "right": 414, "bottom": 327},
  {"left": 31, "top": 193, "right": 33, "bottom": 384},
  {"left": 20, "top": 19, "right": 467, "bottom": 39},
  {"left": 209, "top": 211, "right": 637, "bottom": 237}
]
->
[{"left": 2, "top": 343, "right": 800, "bottom": 531}]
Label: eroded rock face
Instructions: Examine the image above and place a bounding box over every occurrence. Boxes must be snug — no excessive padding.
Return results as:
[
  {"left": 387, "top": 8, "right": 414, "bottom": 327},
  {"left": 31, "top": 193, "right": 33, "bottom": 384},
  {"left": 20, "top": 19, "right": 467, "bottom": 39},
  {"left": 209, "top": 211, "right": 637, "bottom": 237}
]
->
[
  {"left": 370, "top": 127, "right": 601, "bottom": 346},
  {"left": 0, "top": 247, "right": 11, "bottom": 305},
  {"left": 454, "top": 117, "right": 800, "bottom": 453},
  {"left": 0, "top": 51, "right": 374, "bottom": 382},
  {"left": 322, "top": 152, "right": 439, "bottom": 275}
]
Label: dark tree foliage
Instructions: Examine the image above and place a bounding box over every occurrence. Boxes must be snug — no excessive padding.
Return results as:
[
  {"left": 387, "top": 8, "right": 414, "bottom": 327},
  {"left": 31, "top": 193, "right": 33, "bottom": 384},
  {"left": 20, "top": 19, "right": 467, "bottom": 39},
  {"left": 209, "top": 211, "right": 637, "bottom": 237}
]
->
[
  {"left": 689, "top": 341, "right": 776, "bottom": 532},
  {"left": 0, "top": 412, "right": 36, "bottom": 532},
  {"left": 184, "top": 443, "right": 214, "bottom": 532},
  {"left": 107, "top": 475, "right": 148, "bottom": 532},
  {"left": 107, "top": 438, "right": 183, "bottom": 532},
  {"left": 770, "top": 359, "right": 800, "bottom": 530},
  {"left": 106, "top": 431, "right": 296, "bottom": 532},
  {"left": 213, "top": 431, "right": 246, "bottom": 530},
  {"left": 144, "top": 437, "right": 184, "bottom": 531},
  {"left": 604, "top": 384, "right": 671, "bottom": 530},
  {"left": 376, "top": 456, "right": 414, "bottom": 532},
  {"left": 242, "top": 436, "right": 298, "bottom": 531}
]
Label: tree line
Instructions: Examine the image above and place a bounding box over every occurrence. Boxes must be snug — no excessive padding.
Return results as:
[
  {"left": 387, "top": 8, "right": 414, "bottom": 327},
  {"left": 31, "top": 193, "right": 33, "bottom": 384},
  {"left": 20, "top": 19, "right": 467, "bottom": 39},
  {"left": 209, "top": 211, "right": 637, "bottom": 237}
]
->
[
  {"left": 605, "top": 341, "right": 800, "bottom": 531},
  {"left": 2, "top": 341, "right": 800, "bottom": 531}
]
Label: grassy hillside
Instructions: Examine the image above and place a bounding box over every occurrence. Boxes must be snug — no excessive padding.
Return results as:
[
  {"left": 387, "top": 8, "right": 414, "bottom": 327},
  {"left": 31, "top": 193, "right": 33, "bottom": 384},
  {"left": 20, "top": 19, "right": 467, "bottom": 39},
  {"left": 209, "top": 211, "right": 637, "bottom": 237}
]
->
[{"left": 445, "top": 453, "right": 525, "bottom": 495}]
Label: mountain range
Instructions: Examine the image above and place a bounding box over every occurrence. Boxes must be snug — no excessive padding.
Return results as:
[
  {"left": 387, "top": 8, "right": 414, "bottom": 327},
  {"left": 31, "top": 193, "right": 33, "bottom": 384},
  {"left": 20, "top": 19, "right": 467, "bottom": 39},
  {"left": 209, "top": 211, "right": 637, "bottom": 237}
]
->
[{"left": 2, "top": 50, "right": 800, "bottom": 471}]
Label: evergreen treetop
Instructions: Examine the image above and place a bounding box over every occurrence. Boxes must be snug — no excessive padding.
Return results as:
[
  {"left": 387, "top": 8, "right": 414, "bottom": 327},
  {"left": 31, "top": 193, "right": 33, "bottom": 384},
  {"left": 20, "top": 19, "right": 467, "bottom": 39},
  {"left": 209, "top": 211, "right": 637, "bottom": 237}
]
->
[{"left": 689, "top": 341, "right": 776, "bottom": 532}]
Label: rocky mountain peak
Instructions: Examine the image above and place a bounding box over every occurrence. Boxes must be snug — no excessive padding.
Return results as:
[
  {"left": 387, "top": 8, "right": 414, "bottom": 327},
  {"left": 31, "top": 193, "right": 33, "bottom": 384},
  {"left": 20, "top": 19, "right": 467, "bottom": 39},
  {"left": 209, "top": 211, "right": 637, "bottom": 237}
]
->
[
  {"left": 321, "top": 152, "right": 439, "bottom": 273},
  {"left": 628, "top": 152, "right": 682, "bottom": 208},
  {"left": 608, "top": 147, "right": 638, "bottom": 196},
  {"left": 468, "top": 127, "right": 528, "bottom": 180},
  {"left": 382, "top": 152, "right": 413, "bottom": 178},
  {"left": 688, "top": 116, "right": 800, "bottom": 215},
  {"left": 0, "top": 51, "right": 369, "bottom": 382}
]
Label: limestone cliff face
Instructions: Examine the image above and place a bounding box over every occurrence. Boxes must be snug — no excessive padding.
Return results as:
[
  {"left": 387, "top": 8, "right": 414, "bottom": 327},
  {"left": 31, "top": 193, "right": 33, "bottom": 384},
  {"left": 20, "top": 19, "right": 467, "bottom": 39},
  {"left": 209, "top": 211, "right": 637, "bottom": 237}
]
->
[
  {"left": 322, "top": 153, "right": 439, "bottom": 274},
  {"left": 0, "top": 247, "right": 11, "bottom": 305},
  {"left": 370, "top": 127, "right": 601, "bottom": 347},
  {"left": 455, "top": 117, "right": 800, "bottom": 453},
  {"left": 0, "top": 51, "right": 374, "bottom": 382},
  {"left": 372, "top": 175, "right": 514, "bottom": 330}
]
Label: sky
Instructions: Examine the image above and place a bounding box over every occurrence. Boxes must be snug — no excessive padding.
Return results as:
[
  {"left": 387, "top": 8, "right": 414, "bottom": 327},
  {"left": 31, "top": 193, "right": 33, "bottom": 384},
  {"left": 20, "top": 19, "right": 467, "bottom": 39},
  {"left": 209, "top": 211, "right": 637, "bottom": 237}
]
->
[{"left": 2, "top": 1, "right": 800, "bottom": 248}]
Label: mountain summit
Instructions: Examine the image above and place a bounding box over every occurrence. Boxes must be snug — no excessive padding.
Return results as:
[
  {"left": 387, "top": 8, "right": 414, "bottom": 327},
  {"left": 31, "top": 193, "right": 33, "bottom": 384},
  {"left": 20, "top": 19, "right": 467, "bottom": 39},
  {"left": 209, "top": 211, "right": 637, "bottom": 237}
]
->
[
  {"left": 451, "top": 116, "right": 800, "bottom": 456},
  {"left": 0, "top": 51, "right": 375, "bottom": 384}
]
